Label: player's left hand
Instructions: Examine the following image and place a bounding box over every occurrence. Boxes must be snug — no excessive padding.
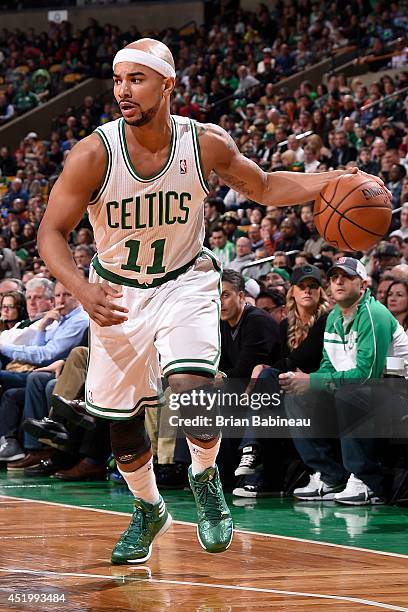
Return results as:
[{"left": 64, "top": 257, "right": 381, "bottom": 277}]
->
[
  {"left": 279, "top": 369, "right": 310, "bottom": 395},
  {"left": 348, "top": 167, "right": 393, "bottom": 201}
]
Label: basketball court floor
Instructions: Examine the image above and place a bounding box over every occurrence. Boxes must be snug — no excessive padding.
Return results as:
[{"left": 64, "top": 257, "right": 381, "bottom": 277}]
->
[{"left": 0, "top": 472, "right": 407, "bottom": 611}]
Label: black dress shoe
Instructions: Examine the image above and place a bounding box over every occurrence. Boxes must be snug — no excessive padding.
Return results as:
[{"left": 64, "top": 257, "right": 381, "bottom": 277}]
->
[
  {"left": 155, "top": 463, "right": 188, "bottom": 489},
  {"left": 22, "top": 417, "right": 72, "bottom": 452},
  {"left": 24, "top": 456, "right": 76, "bottom": 476},
  {"left": 51, "top": 395, "right": 95, "bottom": 430}
]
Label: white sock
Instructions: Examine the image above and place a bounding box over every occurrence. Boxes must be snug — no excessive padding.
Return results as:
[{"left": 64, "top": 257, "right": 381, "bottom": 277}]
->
[
  {"left": 187, "top": 437, "right": 221, "bottom": 476},
  {"left": 118, "top": 458, "right": 160, "bottom": 505}
]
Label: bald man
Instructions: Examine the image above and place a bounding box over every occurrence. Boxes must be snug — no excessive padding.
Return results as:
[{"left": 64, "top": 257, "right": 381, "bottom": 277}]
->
[{"left": 37, "top": 38, "right": 389, "bottom": 565}]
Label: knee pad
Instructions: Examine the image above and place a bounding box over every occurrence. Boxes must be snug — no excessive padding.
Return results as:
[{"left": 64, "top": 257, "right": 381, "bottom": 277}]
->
[
  {"left": 178, "top": 388, "right": 221, "bottom": 441},
  {"left": 110, "top": 413, "right": 150, "bottom": 464}
]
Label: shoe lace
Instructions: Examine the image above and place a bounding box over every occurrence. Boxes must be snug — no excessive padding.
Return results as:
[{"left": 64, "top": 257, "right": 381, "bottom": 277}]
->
[
  {"left": 121, "top": 507, "right": 146, "bottom": 544},
  {"left": 239, "top": 454, "right": 255, "bottom": 467},
  {"left": 196, "top": 479, "right": 226, "bottom": 524},
  {"left": 0, "top": 436, "right": 6, "bottom": 451}
]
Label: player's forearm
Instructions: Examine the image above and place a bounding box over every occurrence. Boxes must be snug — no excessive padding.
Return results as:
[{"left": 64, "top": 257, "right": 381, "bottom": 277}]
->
[
  {"left": 37, "top": 227, "right": 89, "bottom": 297},
  {"left": 261, "top": 170, "right": 344, "bottom": 206}
]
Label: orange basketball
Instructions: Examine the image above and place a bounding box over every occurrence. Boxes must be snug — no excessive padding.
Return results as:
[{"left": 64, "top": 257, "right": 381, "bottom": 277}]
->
[{"left": 313, "top": 173, "right": 392, "bottom": 252}]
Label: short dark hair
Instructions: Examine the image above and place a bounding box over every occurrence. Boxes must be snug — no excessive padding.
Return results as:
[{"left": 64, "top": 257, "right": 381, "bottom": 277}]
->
[
  {"left": 256, "top": 289, "right": 285, "bottom": 307},
  {"left": 222, "top": 269, "right": 245, "bottom": 293},
  {"left": 211, "top": 227, "right": 226, "bottom": 236},
  {"left": 205, "top": 197, "right": 224, "bottom": 213}
]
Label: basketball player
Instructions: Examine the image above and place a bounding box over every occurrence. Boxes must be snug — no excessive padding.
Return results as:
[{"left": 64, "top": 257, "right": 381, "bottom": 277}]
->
[{"left": 37, "top": 39, "right": 388, "bottom": 564}]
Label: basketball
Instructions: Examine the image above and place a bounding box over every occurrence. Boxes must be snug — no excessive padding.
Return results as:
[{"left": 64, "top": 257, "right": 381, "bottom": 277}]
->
[{"left": 313, "top": 173, "right": 392, "bottom": 252}]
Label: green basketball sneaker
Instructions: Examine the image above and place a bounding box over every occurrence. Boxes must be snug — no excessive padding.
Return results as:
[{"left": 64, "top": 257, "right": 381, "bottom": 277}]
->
[
  {"left": 188, "top": 465, "right": 233, "bottom": 553},
  {"left": 111, "top": 496, "right": 172, "bottom": 564}
]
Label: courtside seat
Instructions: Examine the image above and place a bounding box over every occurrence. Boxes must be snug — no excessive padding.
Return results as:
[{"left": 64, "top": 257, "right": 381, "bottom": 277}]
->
[
  {"left": 63, "top": 73, "right": 83, "bottom": 85},
  {"left": 15, "top": 65, "right": 30, "bottom": 74}
]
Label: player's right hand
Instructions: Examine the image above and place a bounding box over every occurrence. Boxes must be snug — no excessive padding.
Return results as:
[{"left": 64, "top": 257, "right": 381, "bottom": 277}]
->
[{"left": 81, "top": 283, "right": 129, "bottom": 327}]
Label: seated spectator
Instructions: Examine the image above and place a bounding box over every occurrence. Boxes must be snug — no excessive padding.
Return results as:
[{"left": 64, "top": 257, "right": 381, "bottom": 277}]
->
[
  {"left": 247, "top": 223, "right": 263, "bottom": 251},
  {"left": 228, "top": 237, "right": 255, "bottom": 274},
  {"left": 329, "top": 130, "right": 358, "bottom": 169},
  {"left": 255, "top": 289, "right": 287, "bottom": 323},
  {"left": 204, "top": 197, "right": 223, "bottom": 236},
  {"left": 387, "top": 164, "right": 406, "bottom": 209},
  {"left": 73, "top": 245, "right": 93, "bottom": 274},
  {"left": 303, "top": 219, "right": 327, "bottom": 256},
  {"left": 357, "top": 147, "right": 380, "bottom": 175},
  {"left": 275, "top": 217, "right": 305, "bottom": 254},
  {"left": 13, "top": 81, "right": 38, "bottom": 114},
  {"left": 280, "top": 258, "right": 408, "bottom": 505},
  {"left": 376, "top": 275, "right": 395, "bottom": 305},
  {"left": 0, "top": 238, "right": 21, "bottom": 279},
  {"left": 286, "top": 134, "right": 304, "bottom": 163},
  {"left": 210, "top": 228, "right": 235, "bottom": 268},
  {"left": 399, "top": 176, "right": 408, "bottom": 206},
  {"left": 373, "top": 242, "right": 401, "bottom": 281},
  {"left": 0, "top": 146, "right": 17, "bottom": 177},
  {"left": 390, "top": 203, "right": 408, "bottom": 241},
  {"left": 19, "top": 346, "right": 109, "bottom": 480},
  {"left": 234, "top": 265, "right": 329, "bottom": 487},
  {"left": 303, "top": 144, "right": 320, "bottom": 173},
  {"left": 234, "top": 65, "right": 260, "bottom": 96},
  {"left": 221, "top": 212, "right": 246, "bottom": 245},
  {"left": 273, "top": 251, "right": 291, "bottom": 270},
  {"left": 0, "top": 281, "right": 89, "bottom": 466},
  {"left": 219, "top": 269, "right": 281, "bottom": 380},
  {"left": 2, "top": 177, "right": 29, "bottom": 209},
  {"left": 275, "top": 44, "right": 295, "bottom": 77},
  {"left": 0, "top": 93, "right": 14, "bottom": 125},
  {"left": 259, "top": 217, "right": 278, "bottom": 255},
  {"left": 0, "top": 278, "right": 24, "bottom": 296},
  {"left": 386, "top": 280, "right": 408, "bottom": 332},
  {"left": 248, "top": 208, "right": 264, "bottom": 225},
  {"left": 0, "top": 291, "right": 27, "bottom": 332}
]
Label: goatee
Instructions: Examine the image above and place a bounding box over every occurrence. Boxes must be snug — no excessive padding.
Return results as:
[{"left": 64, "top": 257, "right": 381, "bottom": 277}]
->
[{"left": 123, "top": 100, "right": 161, "bottom": 127}]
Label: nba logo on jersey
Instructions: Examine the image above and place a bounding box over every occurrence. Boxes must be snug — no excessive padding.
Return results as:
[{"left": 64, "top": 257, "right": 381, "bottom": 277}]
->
[{"left": 180, "top": 159, "right": 187, "bottom": 174}]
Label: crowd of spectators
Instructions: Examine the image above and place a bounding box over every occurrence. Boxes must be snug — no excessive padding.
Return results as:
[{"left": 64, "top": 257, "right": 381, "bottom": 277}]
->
[
  {"left": 0, "top": 3, "right": 407, "bottom": 502},
  {"left": 1, "top": 1, "right": 407, "bottom": 124}
]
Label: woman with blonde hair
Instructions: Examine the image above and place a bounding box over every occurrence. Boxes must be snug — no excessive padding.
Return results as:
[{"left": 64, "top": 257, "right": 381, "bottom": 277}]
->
[
  {"left": 307, "top": 133, "right": 331, "bottom": 159},
  {"left": 233, "top": 265, "right": 331, "bottom": 495},
  {"left": 284, "top": 265, "right": 330, "bottom": 361},
  {"left": 281, "top": 149, "right": 297, "bottom": 170}
]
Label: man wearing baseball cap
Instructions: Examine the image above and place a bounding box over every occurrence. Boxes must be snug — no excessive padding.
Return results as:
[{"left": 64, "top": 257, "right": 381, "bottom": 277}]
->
[{"left": 280, "top": 256, "right": 408, "bottom": 505}]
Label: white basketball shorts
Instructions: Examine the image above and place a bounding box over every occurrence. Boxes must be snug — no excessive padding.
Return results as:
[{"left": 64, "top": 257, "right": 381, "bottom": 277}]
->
[{"left": 85, "top": 248, "right": 221, "bottom": 420}]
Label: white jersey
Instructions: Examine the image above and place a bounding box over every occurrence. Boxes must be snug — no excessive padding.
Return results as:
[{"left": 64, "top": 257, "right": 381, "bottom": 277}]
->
[{"left": 88, "top": 115, "right": 209, "bottom": 287}]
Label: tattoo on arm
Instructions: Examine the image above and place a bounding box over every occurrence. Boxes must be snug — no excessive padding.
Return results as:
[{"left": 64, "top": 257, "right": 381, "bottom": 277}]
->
[
  {"left": 196, "top": 123, "right": 250, "bottom": 194},
  {"left": 197, "top": 124, "right": 238, "bottom": 152},
  {"left": 217, "top": 172, "right": 254, "bottom": 197},
  {"left": 197, "top": 125, "right": 209, "bottom": 137}
]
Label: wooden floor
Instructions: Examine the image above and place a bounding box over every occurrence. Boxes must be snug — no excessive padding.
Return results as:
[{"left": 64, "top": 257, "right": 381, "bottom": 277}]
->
[{"left": 0, "top": 496, "right": 407, "bottom": 611}]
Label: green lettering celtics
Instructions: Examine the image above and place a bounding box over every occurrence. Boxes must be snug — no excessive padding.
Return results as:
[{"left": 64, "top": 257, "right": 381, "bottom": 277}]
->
[{"left": 106, "top": 191, "right": 191, "bottom": 229}]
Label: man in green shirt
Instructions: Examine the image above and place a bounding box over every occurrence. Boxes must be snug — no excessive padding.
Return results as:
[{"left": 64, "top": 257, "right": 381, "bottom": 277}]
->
[
  {"left": 280, "top": 257, "right": 408, "bottom": 505},
  {"left": 210, "top": 228, "right": 235, "bottom": 268}
]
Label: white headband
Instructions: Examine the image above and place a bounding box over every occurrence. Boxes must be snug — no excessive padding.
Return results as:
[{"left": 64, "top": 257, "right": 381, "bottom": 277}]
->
[{"left": 113, "top": 49, "right": 176, "bottom": 78}]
